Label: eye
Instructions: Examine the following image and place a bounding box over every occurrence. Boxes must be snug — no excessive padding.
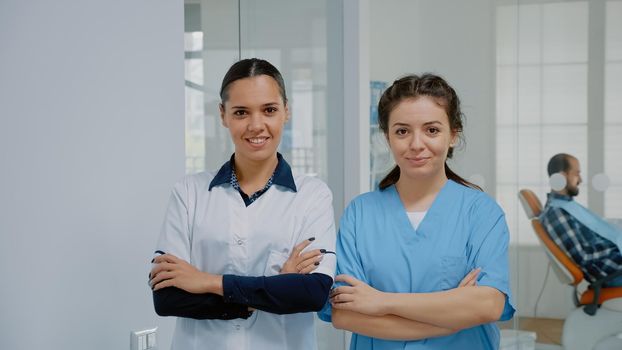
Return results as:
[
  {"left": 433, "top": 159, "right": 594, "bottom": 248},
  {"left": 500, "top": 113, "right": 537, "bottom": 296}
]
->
[
  {"left": 427, "top": 127, "right": 440, "bottom": 135},
  {"left": 395, "top": 128, "right": 408, "bottom": 136},
  {"left": 233, "top": 110, "right": 247, "bottom": 117},
  {"left": 265, "top": 106, "right": 278, "bottom": 114}
]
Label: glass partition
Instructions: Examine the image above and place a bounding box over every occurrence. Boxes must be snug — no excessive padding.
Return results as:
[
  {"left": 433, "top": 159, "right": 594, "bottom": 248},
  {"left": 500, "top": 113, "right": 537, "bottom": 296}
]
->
[{"left": 184, "top": 1, "right": 346, "bottom": 349}]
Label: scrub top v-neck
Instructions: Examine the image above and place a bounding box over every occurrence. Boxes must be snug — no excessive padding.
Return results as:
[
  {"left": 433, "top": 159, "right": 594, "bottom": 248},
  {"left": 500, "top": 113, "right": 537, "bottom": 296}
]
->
[{"left": 319, "top": 180, "right": 515, "bottom": 350}]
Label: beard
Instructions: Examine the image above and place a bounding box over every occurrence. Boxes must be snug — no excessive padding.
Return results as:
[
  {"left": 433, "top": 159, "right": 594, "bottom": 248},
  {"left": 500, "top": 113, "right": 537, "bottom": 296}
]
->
[{"left": 567, "top": 185, "right": 579, "bottom": 197}]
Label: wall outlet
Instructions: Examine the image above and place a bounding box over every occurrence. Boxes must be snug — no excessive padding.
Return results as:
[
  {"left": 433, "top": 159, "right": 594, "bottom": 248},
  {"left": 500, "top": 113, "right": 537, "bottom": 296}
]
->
[{"left": 130, "top": 327, "right": 157, "bottom": 350}]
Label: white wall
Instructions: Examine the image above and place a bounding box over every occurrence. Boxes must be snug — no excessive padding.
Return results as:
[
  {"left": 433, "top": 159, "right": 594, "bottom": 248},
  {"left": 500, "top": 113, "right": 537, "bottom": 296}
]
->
[
  {"left": 0, "top": 1, "right": 183, "bottom": 349},
  {"left": 370, "top": 0, "right": 496, "bottom": 193}
]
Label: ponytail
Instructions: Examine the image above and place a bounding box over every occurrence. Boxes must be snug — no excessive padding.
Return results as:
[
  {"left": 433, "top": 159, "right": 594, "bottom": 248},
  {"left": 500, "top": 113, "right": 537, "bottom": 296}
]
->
[
  {"left": 445, "top": 163, "right": 482, "bottom": 191},
  {"left": 379, "top": 166, "right": 400, "bottom": 190}
]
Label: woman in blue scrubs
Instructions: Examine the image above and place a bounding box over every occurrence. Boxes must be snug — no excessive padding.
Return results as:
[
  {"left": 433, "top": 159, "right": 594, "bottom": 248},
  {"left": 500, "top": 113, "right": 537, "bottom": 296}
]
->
[{"left": 319, "top": 74, "right": 515, "bottom": 349}]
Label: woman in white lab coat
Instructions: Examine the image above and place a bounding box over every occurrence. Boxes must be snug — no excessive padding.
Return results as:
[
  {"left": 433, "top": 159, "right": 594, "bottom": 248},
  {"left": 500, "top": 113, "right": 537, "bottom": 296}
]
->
[{"left": 149, "top": 58, "right": 336, "bottom": 350}]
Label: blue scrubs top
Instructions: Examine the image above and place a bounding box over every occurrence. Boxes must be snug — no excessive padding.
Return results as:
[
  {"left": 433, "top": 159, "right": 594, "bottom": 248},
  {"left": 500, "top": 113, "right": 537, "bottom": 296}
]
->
[{"left": 319, "top": 180, "right": 515, "bottom": 350}]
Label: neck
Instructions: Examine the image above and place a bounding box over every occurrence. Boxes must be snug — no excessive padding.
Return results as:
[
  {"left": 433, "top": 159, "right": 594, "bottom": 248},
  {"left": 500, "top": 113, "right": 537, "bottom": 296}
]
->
[
  {"left": 395, "top": 172, "right": 447, "bottom": 212},
  {"left": 233, "top": 153, "right": 278, "bottom": 193}
]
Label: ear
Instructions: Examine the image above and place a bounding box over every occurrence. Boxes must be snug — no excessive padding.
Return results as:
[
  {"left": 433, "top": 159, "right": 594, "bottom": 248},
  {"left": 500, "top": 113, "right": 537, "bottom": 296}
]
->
[
  {"left": 449, "top": 131, "right": 458, "bottom": 147},
  {"left": 219, "top": 103, "right": 227, "bottom": 127},
  {"left": 284, "top": 103, "right": 290, "bottom": 123}
]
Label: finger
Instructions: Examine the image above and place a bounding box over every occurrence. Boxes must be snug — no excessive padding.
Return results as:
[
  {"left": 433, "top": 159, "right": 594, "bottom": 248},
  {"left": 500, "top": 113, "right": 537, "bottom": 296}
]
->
[
  {"left": 298, "top": 249, "right": 323, "bottom": 261},
  {"left": 458, "top": 276, "right": 475, "bottom": 287},
  {"left": 335, "top": 274, "right": 361, "bottom": 286},
  {"left": 152, "top": 278, "right": 175, "bottom": 291},
  {"left": 331, "top": 301, "right": 353, "bottom": 310},
  {"left": 299, "top": 264, "right": 318, "bottom": 274},
  {"left": 291, "top": 238, "right": 314, "bottom": 257},
  {"left": 153, "top": 254, "right": 179, "bottom": 264},
  {"left": 150, "top": 262, "right": 176, "bottom": 276},
  {"left": 469, "top": 267, "right": 481, "bottom": 278},
  {"left": 458, "top": 269, "right": 478, "bottom": 287},
  {"left": 299, "top": 255, "right": 325, "bottom": 274},
  {"left": 330, "top": 293, "right": 355, "bottom": 303},
  {"left": 459, "top": 268, "right": 481, "bottom": 287},
  {"left": 296, "top": 261, "right": 318, "bottom": 273},
  {"left": 467, "top": 271, "right": 480, "bottom": 286},
  {"left": 150, "top": 271, "right": 175, "bottom": 288},
  {"left": 331, "top": 285, "right": 356, "bottom": 296},
  {"left": 296, "top": 254, "right": 323, "bottom": 271}
]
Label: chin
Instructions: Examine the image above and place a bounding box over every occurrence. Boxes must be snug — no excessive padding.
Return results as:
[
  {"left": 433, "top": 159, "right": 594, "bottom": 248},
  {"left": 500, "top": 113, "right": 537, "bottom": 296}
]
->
[
  {"left": 567, "top": 188, "right": 579, "bottom": 197},
  {"left": 244, "top": 148, "right": 277, "bottom": 161},
  {"left": 401, "top": 167, "right": 435, "bottom": 180}
]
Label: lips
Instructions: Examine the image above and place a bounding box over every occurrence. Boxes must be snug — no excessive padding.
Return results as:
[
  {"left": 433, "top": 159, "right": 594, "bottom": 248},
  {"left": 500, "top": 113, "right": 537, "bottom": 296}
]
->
[
  {"left": 245, "top": 136, "right": 269, "bottom": 148},
  {"left": 405, "top": 156, "right": 430, "bottom": 166}
]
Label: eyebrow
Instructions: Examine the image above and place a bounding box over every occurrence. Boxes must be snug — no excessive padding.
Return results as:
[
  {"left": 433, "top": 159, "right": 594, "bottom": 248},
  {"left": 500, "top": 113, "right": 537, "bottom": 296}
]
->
[
  {"left": 391, "top": 120, "right": 444, "bottom": 127},
  {"left": 391, "top": 122, "right": 410, "bottom": 128},
  {"left": 423, "top": 121, "right": 444, "bottom": 126},
  {"left": 230, "top": 102, "right": 280, "bottom": 109}
]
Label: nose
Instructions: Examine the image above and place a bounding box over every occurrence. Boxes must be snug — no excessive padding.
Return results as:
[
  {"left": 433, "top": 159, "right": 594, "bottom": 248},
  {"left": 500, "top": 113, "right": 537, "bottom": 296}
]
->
[
  {"left": 409, "top": 131, "right": 424, "bottom": 151},
  {"left": 247, "top": 113, "right": 265, "bottom": 132}
]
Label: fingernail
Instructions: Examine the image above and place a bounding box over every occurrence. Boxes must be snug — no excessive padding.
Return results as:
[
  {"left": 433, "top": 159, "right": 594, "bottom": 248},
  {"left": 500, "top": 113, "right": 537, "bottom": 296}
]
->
[
  {"left": 308, "top": 237, "right": 315, "bottom": 241},
  {"left": 314, "top": 262, "right": 320, "bottom": 266},
  {"left": 320, "top": 249, "right": 326, "bottom": 253}
]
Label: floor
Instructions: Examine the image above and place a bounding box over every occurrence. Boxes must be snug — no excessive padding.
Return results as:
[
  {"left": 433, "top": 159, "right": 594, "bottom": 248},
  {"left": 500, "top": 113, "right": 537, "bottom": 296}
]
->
[{"left": 499, "top": 317, "right": 564, "bottom": 345}]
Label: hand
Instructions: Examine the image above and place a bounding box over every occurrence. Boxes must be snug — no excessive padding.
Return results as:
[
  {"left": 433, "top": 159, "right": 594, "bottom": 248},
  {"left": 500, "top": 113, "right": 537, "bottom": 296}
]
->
[
  {"left": 330, "top": 274, "right": 388, "bottom": 316},
  {"left": 458, "top": 267, "right": 481, "bottom": 288},
  {"left": 150, "top": 253, "right": 222, "bottom": 294},
  {"left": 280, "top": 238, "right": 324, "bottom": 274}
]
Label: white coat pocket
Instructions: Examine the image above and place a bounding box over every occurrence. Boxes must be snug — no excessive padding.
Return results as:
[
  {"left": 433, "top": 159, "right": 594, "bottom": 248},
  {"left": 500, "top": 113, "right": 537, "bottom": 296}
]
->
[{"left": 264, "top": 250, "right": 290, "bottom": 276}]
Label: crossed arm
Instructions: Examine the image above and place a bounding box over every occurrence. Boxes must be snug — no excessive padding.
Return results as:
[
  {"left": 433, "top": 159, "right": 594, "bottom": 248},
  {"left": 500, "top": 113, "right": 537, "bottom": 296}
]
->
[
  {"left": 330, "top": 270, "right": 506, "bottom": 340},
  {"left": 150, "top": 239, "right": 332, "bottom": 319}
]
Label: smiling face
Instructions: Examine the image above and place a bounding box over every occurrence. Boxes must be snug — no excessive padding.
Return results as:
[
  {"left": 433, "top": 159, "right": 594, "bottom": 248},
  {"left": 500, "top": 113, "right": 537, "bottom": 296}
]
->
[
  {"left": 386, "top": 96, "right": 456, "bottom": 182},
  {"left": 220, "top": 75, "right": 289, "bottom": 164}
]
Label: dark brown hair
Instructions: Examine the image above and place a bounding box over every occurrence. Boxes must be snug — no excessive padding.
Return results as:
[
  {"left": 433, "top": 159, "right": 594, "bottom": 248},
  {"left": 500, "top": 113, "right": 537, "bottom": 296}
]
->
[
  {"left": 220, "top": 58, "right": 287, "bottom": 105},
  {"left": 377, "top": 73, "right": 481, "bottom": 191},
  {"left": 547, "top": 153, "right": 575, "bottom": 176}
]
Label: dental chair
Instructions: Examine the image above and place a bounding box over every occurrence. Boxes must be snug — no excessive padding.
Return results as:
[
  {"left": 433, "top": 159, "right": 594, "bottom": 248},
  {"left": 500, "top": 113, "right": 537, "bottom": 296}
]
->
[{"left": 517, "top": 189, "right": 622, "bottom": 350}]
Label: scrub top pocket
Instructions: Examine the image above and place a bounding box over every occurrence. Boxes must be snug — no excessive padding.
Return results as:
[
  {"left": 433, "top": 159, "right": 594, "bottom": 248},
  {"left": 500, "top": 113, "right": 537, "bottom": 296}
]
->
[{"left": 439, "top": 256, "right": 468, "bottom": 290}]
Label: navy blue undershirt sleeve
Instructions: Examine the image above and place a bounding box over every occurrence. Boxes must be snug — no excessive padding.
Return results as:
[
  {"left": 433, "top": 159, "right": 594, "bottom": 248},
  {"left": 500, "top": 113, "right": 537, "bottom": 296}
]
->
[
  {"left": 153, "top": 287, "right": 252, "bottom": 320},
  {"left": 151, "top": 250, "right": 252, "bottom": 320},
  {"left": 222, "top": 273, "right": 333, "bottom": 314}
]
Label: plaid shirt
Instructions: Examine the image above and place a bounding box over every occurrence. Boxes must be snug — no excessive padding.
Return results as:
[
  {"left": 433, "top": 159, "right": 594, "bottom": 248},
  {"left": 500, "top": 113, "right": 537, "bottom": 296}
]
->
[{"left": 541, "top": 192, "right": 622, "bottom": 283}]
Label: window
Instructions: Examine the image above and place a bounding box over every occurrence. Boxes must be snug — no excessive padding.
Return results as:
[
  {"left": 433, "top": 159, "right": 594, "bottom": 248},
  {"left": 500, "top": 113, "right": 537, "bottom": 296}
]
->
[{"left": 496, "top": 1, "right": 589, "bottom": 245}]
